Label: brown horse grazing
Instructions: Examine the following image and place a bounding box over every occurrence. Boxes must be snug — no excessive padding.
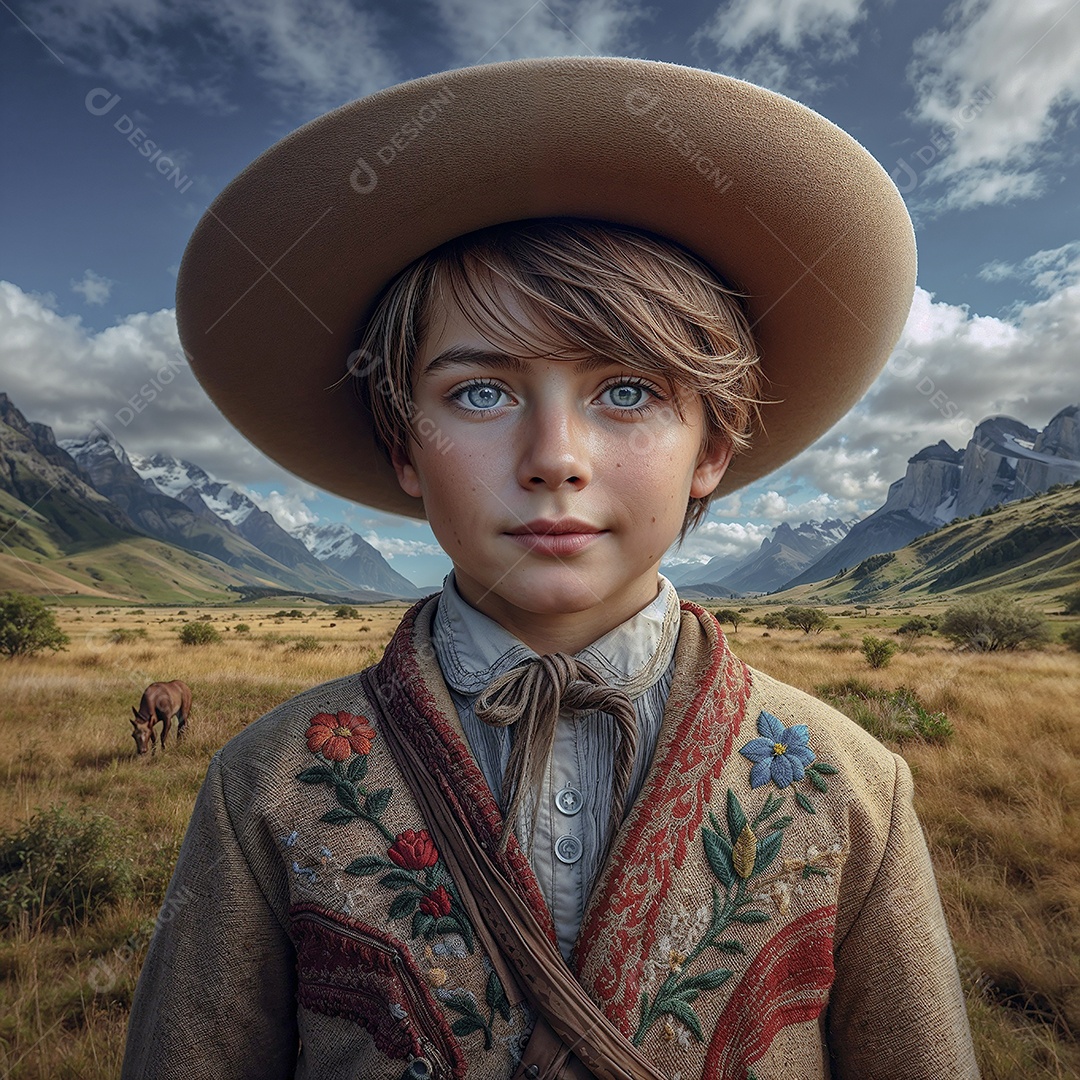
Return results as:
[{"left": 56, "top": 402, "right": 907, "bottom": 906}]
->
[{"left": 131, "top": 680, "right": 191, "bottom": 755}]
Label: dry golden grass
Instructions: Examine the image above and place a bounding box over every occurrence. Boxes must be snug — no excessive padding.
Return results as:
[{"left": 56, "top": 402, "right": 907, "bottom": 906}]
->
[{"left": 0, "top": 605, "right": 1077, "bottom": 1077}]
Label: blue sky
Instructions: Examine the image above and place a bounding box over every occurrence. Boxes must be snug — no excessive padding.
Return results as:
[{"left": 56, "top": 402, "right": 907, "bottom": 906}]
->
[{"left": 2, "top": 0, "right": 1078, "bottom": 588}]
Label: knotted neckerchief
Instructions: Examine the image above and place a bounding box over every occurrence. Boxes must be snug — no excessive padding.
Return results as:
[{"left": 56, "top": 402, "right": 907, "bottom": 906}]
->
[{"left": 474, "top": 652, "right": 638, "bottom": 854}]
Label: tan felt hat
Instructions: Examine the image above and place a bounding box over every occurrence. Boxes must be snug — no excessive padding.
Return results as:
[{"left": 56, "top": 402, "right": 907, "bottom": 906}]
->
[{"left": 176, "top": 55, "right": 916, "bottom": 520}]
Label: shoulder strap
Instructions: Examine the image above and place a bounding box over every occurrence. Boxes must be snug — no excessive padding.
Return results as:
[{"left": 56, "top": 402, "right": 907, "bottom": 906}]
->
[{"left": 360, "top": 669, "right": 669, "bottom": 1080}]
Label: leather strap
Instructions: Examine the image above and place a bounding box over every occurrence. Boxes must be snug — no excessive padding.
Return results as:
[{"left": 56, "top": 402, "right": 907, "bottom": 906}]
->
[{"left": 361, "top": 668, "right": 668, "bottom": 1080}]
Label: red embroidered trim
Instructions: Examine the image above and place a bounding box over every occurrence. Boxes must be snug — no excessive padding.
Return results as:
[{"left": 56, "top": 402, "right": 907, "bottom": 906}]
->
[
  {"left": 575, "top": 601, "right": 752, "bottom": 1030},
  {"left": 369, "top": 597, "right": 558, "bottom": 947},
  {"left": 290, "top": 902, "right": 467, "bottom": 1078},
  {"left": 704, "top": 905, "right": 837, "bottom": 1078}
]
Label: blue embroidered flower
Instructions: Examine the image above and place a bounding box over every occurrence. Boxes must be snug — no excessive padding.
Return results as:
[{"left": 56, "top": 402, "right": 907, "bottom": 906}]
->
[{"left": 740, "top": 709, "right": 815, "bottom": 788}]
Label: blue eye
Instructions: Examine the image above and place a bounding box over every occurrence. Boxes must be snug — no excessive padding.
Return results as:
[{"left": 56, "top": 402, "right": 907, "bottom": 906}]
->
[
  {"left": 608, "top": 384, "right": 646, "bottom": 408},
  {"left": 452, "top": 381, "right": 506, "bottom": 410}
]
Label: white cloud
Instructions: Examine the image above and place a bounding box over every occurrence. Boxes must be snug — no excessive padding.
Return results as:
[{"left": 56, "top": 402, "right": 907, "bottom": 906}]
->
[
  {"left": 906, "top": 0, "right": 1080, "bottom": 210},
  {"left": 0, "top": 279, "right": 305, "bottom": 490},
  {"left": 27, "top": 0, "right": 399, "bottom": 119},
  {"left": 428, "top": 0, "right": 648, "bottom": 64},
  {"left": 666, "top": 518, "right": 773, "bottom": 565},
  {"left": 70, "top": 269, "right": 114, "bottom": 306},
  {"left": 362, "top": 531, "right": 445, "bottom": 559},
  {"left": 977, "top": 240, "right": 1080, "bottom": 294},
  {"left": 690, "top": 0, "right": 870, "bottom": 97},
  {"left": 244, "top": 488, "right": 319, "bottom": 531}
]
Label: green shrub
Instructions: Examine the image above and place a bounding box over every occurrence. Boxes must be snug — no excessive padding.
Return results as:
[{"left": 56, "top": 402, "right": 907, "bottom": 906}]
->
[
  {"left": 939, "top": 594, "right": 1049, "bottom": 652},
  {"left": 0, "top": 592, "right": 69, "bottom": 659},
  {"left": 109, "top": 627, "right": 148, "bottom": 644},
  {"left": 1061, "top": 626, "right": 1080, "bottom": 653},
  {"left": 287, "top": 635, "right": 321, "bottom": 652},
  {"left": 897, "top": 615, "right": 935, "bottom": 638},
  {"left": 0, "top": 806, "right": 134, "bottom": 929},
  {"left": 233, "top": 623, "right": 251, "bottom": 635},
  {"left": 1061, "top": 588, "right": 1080, "bottom": 615},
  {"left": 178, "top": 621, "right": 221, "bottom": 645},
  {"left": 862, "top": 634, "right": 897, "bottom": 669},
  {"left": 757, "top": 611, "right": 792, "bottom": 630},
  {"left": 816, "top": 681, "right": 952, "bottom": 744},
  {"left": 782, "top": 606, "right": 829, "bottom": 634},
  {"left": 334, "top": 605, "right": 359, "bottom": 619},
  {"left": 713, "top": 608, "right": 742, "bottom": 632}
]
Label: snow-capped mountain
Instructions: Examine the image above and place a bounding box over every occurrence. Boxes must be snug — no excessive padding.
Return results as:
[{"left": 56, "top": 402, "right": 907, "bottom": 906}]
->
[
  {"left": 783, "top": 405, "right": 1080, "bottom": 589},
  {"left": 291, "top": 522, "right": 422, "bottom": 597},
  {"left": 668, "top": 518, "right": 855, "bottom": 596}
]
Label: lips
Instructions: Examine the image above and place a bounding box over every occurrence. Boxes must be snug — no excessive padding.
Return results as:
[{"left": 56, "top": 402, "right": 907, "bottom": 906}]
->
[
  {"left": 506, "top": 518, "right": 603, "bottom": 536},
  {"left": 504, "top": 519, "right": 607, "bottom": 557}
]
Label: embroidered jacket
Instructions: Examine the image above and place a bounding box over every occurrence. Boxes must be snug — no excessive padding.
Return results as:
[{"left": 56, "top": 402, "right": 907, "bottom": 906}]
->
[{"left": 121, "top": 596, "right": 980, "bottom": 1080}]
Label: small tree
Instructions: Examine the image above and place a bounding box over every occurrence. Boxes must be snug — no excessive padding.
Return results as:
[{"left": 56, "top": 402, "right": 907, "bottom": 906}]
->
[
  {"left": 1061, "top": 588, "right": 1080, "bottom": 615},
  {"left": 939, "top": 593, "right": 1049, "bottom": 652},
  {"left": 862, "top": 635, "right": 896, "bottom": 669},
  {"left": 896, "top": 616, "right": 934, "bottom": 639},
  {"left": 178, "top": 621, "right": 221, "bottom": 646},
  {"left": 782, "top": 606, "right": 829, "bottom": 634},
  {"left": 714, "top": 608, "right": 742, "bottom": 633},
  {"left": 334, "top": 605, "right": 359, "bottom": 619},
  {"left": 0, "top": 592, "right": 69, "bottom": 659},
  {"left": 759, "top": 611, "right": 792, "bottom": 630},
  {"left": 1061, "top": 626, "right": 1080, "bottom": 653}
]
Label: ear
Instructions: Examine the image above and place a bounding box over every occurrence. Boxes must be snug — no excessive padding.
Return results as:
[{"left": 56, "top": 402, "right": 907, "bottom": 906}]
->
[
  {"left": 131, "top": 715, "right": 140, "bottom": 727},
  {"left": 689, "top": 437, "right": 734, "bottom": 499},
  {"left": 132, "top": 707, "right": 140, "bottom": 721},
  {"left": 390, "top": 442, "right": 423, "bottom": 500}
]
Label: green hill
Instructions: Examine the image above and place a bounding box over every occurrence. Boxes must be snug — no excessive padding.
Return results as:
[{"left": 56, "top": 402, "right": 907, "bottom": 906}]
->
[{"left": 763, "top": 481, "right": 1080, "bottom": 608}]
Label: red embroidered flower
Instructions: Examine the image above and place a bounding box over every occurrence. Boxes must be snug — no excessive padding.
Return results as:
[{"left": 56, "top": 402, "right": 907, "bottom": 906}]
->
[
  {"left": 387, "top": 829, "right": 439, "bottom": 871},
  {"left": 305, "top": 712, "right": 376, "bottom": 761},
  {"left": 418, "top": 885, "right": 452, "bottom": 918}
]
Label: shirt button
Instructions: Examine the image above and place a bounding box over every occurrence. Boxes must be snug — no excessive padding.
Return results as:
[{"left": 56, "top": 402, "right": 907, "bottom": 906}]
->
[
  {"left": 554, "top": 834, "right": 583, "bottom": 864},
  {"left": 555, "top": 786, "right": 583, "bottom": 816}
]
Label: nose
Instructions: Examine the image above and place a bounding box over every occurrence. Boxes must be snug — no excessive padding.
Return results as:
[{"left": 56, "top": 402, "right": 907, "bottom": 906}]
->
[{"left": 515, "top": 396, "right": 592, "bottom": 491}]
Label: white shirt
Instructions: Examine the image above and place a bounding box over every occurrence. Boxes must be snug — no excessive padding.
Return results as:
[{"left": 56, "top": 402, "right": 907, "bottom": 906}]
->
[{"left": 430, "top": 570, "right": 682, "bottom": 961}]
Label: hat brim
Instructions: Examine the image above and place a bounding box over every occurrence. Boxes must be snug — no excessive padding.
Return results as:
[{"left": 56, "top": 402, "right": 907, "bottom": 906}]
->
[{"left": 177, "top": 55, "right": 915, "bottom": 520}]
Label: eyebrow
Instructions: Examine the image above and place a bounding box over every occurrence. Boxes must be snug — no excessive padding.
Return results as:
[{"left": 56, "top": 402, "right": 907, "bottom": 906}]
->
[{"left": 419, "top": 345, "right": 624, "bottom": 378}]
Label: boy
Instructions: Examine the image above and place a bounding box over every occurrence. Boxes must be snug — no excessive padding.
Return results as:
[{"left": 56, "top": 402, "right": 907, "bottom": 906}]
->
[{"left": 122, "top": 57, "right": 980, "bottom": 1078}]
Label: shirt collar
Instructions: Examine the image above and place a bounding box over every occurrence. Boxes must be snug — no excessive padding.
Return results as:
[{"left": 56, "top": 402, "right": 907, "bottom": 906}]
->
[{"left": 431, "top": 569, "right": 682, "bottom": 699}]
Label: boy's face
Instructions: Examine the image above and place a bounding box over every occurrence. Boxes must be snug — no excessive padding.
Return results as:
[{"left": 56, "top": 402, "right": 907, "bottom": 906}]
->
[{"left": 391, "top": 282, "right": 732, "bottom": 654}]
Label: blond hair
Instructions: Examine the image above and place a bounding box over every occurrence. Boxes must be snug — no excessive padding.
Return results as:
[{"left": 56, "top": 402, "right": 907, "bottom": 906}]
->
[{"left": 344, "top": 217, "right": 765, "bottom": 539}]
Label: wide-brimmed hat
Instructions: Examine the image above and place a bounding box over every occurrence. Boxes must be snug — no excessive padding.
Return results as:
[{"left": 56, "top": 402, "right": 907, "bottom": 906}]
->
[{"left": 176, "top": 55, "right": 915, "bottom": 519}]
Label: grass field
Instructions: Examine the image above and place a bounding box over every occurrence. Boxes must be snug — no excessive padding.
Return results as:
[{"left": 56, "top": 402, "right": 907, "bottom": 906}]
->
[{"left": 1, "top": 601, "right": 1077, "bottom": 1078}]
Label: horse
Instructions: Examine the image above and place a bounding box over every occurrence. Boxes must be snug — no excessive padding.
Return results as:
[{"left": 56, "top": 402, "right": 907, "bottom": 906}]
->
[{"left": 131, "top": 680, "right": 191, "bottom": 755}]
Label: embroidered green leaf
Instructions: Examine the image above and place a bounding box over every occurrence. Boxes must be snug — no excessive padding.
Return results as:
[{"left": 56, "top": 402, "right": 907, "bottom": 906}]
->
[
  {"left": 486, "top": 971, "right": 511, "bottom": 1020},
  {"left": 730, "top": 909, "right": 770, "bottom": 924},
  {"left": 807, "top": 769, "right": 829, "bottom": 792},
  {"left": 757, "top": 791, "right": 784, "bottom": 821},
  {"left": 346, "top": 754, "right": 369, "bottom": 782},
  {"left": 725, "top": 789, "right": 747, "bottom": 845},
  {"left": 752, "top": 829, "right": 784, "bottom": 876},
  {"left": 804, "top": 865, "right": 830, "bottom": 878},
  {"left": 438, "top": 913, "right": 474, "bottom": 951},
  {"left": 296, "top": 765, "right": 334, "bottom": 785},
  {"left": 412, "top": 911, "right": 435, "bottom": 939},
  {"left": 713, "top": 940, "right": 746, "bottom": 955},
  {"left": 379, "top": 869, "right": 420, "bottom": 888},
  {"left": 732, "top": 824, "right": 757, "bottom": 879},
  {"left": 321, "top": 807, "right": 356, "bottom": 824},
  {"left": 388, "top": 893, "right": 418, "bottom": 920},
  {"left": 765, "top": 814, "right": 794, "bottom": 833},
  {"left": 701, "top": 827, "right": 735, "bottom": 888},
  {"left": 812, "top": 761, "right": 838, "bottom": 775},
  {"left": 678, "top": 968, "right": 732, "bottom": 994},
  {"left": 331, "top": 781, "right": 361, "bottom": 814},
  {"left": 344, "top": 855, "right": 385, "bottom": 876},
  {"left": 365, "top": 788, "right": 393, "bottom": 818},
  {"left": 451, "top": 1016, "right": 485, "bottom": 1038},
  {"left": 664, "top": 998, "right": 704, "bottom": 1040},
  {"left": 795, "top": 791, "right": 817, "bottom": 814}
]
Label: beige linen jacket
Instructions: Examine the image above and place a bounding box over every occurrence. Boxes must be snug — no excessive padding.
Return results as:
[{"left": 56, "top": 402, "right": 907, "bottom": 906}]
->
[{"left": 121, "top": 595, "right": 980, "bottom": 1080}]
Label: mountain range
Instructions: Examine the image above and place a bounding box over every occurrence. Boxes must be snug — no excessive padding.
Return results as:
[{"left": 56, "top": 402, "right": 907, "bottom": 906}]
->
[{"left": 0, "top": 393, "right": 420, "bottom": 601}]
